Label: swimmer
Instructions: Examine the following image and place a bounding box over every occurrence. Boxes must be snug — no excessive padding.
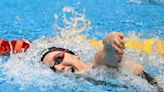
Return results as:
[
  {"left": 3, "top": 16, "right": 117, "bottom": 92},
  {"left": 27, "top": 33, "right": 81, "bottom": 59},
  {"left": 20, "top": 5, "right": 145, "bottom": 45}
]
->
[
  {"left": 40, "top": 32, "right": 143, "bottom": 74},
  {"left": 40, "top": 32, "right": 161, "bottom": 89},
  {"left": 0, "top": 32, "right": 163, "bottom": 91}
]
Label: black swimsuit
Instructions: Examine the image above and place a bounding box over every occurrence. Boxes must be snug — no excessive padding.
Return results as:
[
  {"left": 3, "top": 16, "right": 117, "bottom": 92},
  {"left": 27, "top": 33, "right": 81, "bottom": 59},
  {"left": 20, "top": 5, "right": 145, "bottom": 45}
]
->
[
  {"left": 74, "top": 71, "right": 164, "bottom": 92},
  {"left": 141, "top": 71, "right": 163, "bottom": 92},
  {"left": 141, "top": 71, "right": 157, "bottom": 86}
]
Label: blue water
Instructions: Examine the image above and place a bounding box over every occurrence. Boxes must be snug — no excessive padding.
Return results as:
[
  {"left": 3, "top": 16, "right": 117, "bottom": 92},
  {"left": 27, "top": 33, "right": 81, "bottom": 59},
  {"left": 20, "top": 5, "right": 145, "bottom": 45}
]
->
[
  {"left": 0, "top": 0, "right": 164, "bottom": 92},
  {"left": 0, "top": 0, "right": 164, "bottom": 40}
]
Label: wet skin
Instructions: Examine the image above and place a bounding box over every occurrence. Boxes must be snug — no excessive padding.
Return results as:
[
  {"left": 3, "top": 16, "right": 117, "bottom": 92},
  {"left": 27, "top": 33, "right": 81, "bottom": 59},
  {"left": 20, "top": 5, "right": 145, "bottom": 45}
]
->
[
  {"left": 43, "top": 32, "right": 144, "bottom": 74},
  {"left": 43, "top": 51, "right": 91, "bottom": 73}
]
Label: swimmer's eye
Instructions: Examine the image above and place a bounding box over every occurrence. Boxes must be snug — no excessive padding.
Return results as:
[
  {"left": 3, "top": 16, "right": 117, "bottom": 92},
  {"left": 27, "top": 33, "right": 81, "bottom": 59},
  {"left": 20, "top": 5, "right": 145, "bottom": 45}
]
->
[
  {"left": 71, "top": 68, "right": 75, "bottom": 72},
  {"left": 54, "top": 56, "right": 64, "bottom": 65},
  {"left": 68, "top": 68, "right": 75, "bottom": 73},
  {"left": 53, "top": 53, "right": 65, "bottom": 65}
]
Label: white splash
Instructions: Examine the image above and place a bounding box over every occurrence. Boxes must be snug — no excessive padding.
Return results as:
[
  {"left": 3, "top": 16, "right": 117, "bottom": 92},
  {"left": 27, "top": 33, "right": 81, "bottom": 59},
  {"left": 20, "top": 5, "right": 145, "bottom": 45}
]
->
[
  {"left": 1, "top": 6, "right": 96, "bottom": 91},
  {"left": 63, "top": 6, "right": 74, "bottom": 12}
]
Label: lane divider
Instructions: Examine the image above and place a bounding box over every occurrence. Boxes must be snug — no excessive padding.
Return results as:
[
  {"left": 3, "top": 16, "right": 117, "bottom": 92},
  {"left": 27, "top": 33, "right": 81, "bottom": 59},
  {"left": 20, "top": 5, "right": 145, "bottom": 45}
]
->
[
  {"left": 88, "top": 38, "right": 164, "bottom": 56},
  {"left": 0, "top": 38, "right": 163, "bottom": 56},
  {"left": 0, "top": 39, "right": 30, "bottom": 55}
]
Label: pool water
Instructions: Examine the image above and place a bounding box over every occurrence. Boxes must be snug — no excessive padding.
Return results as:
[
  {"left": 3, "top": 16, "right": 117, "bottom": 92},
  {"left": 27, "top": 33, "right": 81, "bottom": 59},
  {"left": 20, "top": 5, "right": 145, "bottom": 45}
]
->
[
  {"left": 0, "top": 0, "right": 164, "bottom": 40},
  {"left": 0, "top": 0, "right": 164, "bottom": 92}
]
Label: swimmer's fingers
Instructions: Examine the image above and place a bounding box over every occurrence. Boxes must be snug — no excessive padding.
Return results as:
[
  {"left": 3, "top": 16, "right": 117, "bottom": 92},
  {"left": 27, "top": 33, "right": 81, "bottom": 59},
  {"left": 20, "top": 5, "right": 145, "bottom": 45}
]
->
[
  {"left": 112, "top": 44, "right": 123, "bottom": 62},
  {"left": 110, "top": 32, "right": 125, "bottom": 49},
  {"left": 112, "top": 44, "right": 123, "bottom": 55},
  {"left": 120, "top": 39, "right": 125, "bottom": 49},
  {"left": 119, "top": 32, "right": 124, "bottom": 39},
  {"left": 116, "top": 38, "right": 125, "bottom": 49},
  {"left": 118, "top": 33, "right": 125, "bottom": 49},
  {"left": 114, "top": 39, "right": 124, "bottom": 50},
  {"left": 103, "top": 32, "right": 125, "bottom": 49}
]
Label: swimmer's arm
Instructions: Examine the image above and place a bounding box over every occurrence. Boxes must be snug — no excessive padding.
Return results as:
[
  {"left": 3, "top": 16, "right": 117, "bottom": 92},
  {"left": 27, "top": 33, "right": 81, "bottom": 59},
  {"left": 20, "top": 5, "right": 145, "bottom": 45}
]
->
[
  {"left": 124, "top": 60, "right": 144, "bottom": 75},
  {"left": 93, "top": 49, "right": 144, "bottom": 75},
  {"left": 94, "top": 49, "right": 144, "bottom": 74},
  {"left": 93, "top": 32, "right": 144, "bottom": 75},
  {"left": 93, "top": 32, "right": 125, "bottom": 67},
  {"left": 93, "top": 47, "right": 113, "bottom": 66}
]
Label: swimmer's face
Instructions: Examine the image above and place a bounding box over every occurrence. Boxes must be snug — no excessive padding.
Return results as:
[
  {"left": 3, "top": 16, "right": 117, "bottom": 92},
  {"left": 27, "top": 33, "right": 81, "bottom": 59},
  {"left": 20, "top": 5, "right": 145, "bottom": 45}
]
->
[{"left": 43, "top": 51, "right": 87, "bottom": 73}]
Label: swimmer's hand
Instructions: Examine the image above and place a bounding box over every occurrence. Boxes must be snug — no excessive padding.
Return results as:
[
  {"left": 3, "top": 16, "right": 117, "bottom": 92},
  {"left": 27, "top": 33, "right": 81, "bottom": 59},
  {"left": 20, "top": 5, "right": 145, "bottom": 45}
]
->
[
  {"left": 94, "top": 32, "right": 125, "bottom": 67},
  {"left": 103, "top": 32, "right": 125, "bottom": 61}
]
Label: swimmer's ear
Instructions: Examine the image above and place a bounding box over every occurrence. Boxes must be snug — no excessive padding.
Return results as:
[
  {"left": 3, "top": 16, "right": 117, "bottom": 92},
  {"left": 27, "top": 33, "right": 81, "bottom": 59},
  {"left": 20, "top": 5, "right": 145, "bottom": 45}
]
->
[{"left": 155, "top": 75, "right": 164, "bottom": 91}]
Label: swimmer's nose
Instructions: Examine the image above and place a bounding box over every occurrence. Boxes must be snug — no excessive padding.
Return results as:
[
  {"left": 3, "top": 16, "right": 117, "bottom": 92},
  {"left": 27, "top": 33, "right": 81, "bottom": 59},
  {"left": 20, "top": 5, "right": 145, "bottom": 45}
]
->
[
  {"left": 54, "top": 64, "right": 64, "bottom": 72},
  {"left": 55, "top": 64, "right": 71, "bottom": 72}
]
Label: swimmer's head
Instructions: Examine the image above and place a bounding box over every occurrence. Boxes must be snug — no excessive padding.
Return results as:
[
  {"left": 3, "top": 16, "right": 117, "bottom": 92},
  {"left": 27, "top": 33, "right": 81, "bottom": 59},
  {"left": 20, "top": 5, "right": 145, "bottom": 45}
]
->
[{"left": 41, "top": 47, "right": 89, "bottom": 73}]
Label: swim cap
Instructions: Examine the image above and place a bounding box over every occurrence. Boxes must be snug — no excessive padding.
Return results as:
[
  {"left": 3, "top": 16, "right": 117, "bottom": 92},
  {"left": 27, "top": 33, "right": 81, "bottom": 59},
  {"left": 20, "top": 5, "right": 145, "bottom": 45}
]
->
[{"left": 40, "top": 47, "right": 75, "bottom": 61}]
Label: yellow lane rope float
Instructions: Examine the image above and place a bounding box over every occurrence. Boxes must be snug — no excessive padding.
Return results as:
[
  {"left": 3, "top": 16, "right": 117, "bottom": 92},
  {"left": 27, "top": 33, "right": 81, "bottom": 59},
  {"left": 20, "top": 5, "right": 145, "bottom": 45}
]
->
[{"left": 88, "top": 38, "right": 164, "bottom": 56}]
